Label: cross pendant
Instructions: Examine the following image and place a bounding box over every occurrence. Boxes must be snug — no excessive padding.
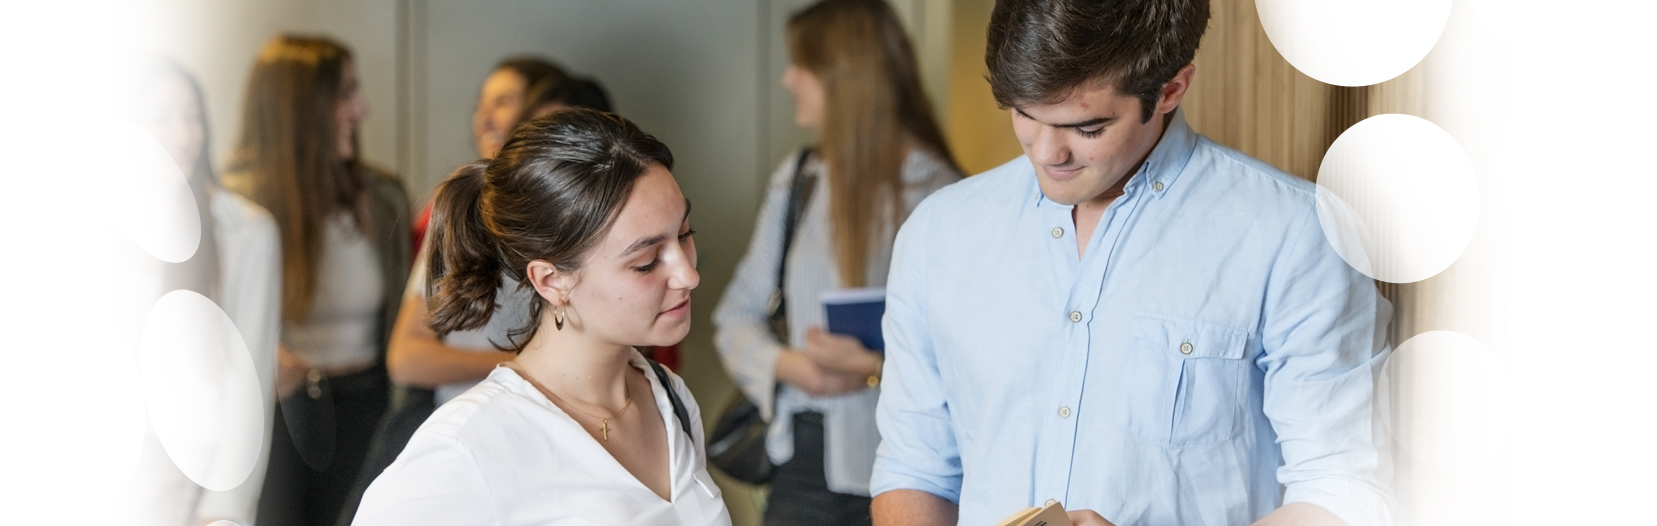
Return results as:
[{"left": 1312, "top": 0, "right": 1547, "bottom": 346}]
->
[{"left": 600, "top": 419, "right": 609, "bottom": 441}]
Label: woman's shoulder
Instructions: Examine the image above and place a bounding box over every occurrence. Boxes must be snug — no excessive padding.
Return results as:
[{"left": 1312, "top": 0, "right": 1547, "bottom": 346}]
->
[
  {"left": 900, "top": 147, "right": 963, "bottom": 187},
  {"left": 210, "top": 188, "right": 277, "bottom": 239},
  {"left": 359, "top": 163, "right": 411, "bottom": 206},
  {"left": 765, "top": 147, "right": 819, "bottom": 189},
  {"left": 410, "top": 370, "right": 529, "bottom": 442}
]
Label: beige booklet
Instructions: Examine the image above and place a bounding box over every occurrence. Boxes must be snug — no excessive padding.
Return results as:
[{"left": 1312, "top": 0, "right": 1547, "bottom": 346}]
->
[{"left": 992, "top": 501, "right": 1073, "bottom": 526}]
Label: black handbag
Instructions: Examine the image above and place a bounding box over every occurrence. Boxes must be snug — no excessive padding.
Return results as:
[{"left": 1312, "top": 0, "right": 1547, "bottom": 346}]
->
[{"left": 707, "top": 147, "right": 816, "bottom": 485}]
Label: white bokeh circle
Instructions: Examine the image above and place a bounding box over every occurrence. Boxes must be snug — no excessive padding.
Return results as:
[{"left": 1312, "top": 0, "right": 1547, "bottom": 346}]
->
[
  {"left": 1315, "top": 114, "right": 1478, "bottom": 284},
  {"left": 105, "top": 120, "right": 202, "bottom": 263},
  {"left": 1384, "top": 330, "right": 1507, "bottom": 468},
  {"left": 1256, "top": 0, "right": 1452, "bottom": 86},
  {"left": 140, "top": 290, "right": 266, "bottom": 491}
]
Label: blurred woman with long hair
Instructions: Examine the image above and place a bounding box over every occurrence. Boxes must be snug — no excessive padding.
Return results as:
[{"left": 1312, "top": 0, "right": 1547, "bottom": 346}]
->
[
  {"left": 221, "top": 34, "right": 411, "bottom": 526},
  {"left": 712, "top": 1, "right": 961, "bottom": 524},
  {"left": 126, "top": 59, "right": 283, "bottom": 526}
]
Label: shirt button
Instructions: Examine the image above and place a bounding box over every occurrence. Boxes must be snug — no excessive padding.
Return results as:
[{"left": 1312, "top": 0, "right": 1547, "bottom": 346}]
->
[
  {"left": 1154, "top": 181, "right": 1165, "bottom": 192},
  {"left": 1058, "top": 406, "right": 1071, "bottom": 418},
  {"left": 1068, "top": 311, "right": 1082, "bottom": 323},
  {"left": 1046, "top": 499, "right": 1058, "bottom": 507},
  {"left": 1180, "top": 342, "right": 1194, "bottom": 355},
  {"left": 1051, "top": 227, "right": 1064, "bottom": 238}
]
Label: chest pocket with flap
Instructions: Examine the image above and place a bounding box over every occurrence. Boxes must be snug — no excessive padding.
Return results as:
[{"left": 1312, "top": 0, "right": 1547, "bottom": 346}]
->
[{"left": 1127, "top": 314, "right": 1249, "bottom": 447}]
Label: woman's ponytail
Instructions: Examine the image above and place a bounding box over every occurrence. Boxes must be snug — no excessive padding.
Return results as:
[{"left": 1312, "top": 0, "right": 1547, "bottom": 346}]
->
[{"left": 425, "top": 160, "right": 503, "bottom": 336}]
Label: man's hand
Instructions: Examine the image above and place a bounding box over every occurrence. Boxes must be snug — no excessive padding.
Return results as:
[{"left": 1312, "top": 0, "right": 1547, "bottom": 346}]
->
[
  {"left": 1067, "top": 509, "right": 1117, "bottom": 526},
  {"left": 803, "top": 326, "right": 882, "bottom": 377}
]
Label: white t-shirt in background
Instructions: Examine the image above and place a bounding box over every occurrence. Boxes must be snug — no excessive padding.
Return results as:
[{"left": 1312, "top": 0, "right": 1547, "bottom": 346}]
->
[{"left": 283, "top": 211, "right": 383, "bottom": 370}]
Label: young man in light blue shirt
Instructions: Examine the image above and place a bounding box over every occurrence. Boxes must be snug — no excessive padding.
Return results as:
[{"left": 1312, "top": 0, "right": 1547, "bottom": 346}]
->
[{"left": 867, "top": 1, "right": 1393, "bottom": 525}]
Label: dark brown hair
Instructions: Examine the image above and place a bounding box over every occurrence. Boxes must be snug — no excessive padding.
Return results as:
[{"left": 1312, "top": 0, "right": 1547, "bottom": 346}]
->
[
  {"left": 494, "top": 56, "right": 569, "bottom": 94},
  {"left": 787, "top": 0, "right": 959, "bottom": 287},
  {"left": 425, "top": 109, "right": 674, "bottom": 351},
  {"left": 517, "top": 76, "right": 613, "bottom": 125},
  {"left": 986, "top": 0, "right": 1211, "bottom": 122},
  {"left": 228, "top": 34, "right": 364, "bottom": 321}
]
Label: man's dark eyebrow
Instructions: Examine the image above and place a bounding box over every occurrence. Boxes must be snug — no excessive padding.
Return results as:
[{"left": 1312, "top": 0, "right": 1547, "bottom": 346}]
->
[
  {"left": 1013, "top": 107, "right": 1112, "bottom": 129},
  {"left": 620, "top": 199, "right": 694, "bottom": 258}
]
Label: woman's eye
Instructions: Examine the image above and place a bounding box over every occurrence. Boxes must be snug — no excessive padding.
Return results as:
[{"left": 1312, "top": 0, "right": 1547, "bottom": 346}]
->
[
  {"left": 633, "top": 259, "right": 659, "bottom": 273},
  {"left": 1077, "top": 127, "right": 1104, "bottom": 138},
  {"left": 678, "top": 229, "right": 697, "bottom": 243}
]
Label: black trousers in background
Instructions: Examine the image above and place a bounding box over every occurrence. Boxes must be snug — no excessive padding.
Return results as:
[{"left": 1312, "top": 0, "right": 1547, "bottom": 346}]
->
[
  {"left": 764, "top": 411, "right": 874, "bottom": 526},
  {"left": 257, "top": 365, "right": 389, "bottom": 526}
]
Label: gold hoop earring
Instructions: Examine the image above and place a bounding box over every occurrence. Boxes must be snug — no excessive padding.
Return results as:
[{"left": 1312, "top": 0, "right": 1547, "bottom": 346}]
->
[{"left": 554, "top": 304, "right": 567, "bottom": 331}]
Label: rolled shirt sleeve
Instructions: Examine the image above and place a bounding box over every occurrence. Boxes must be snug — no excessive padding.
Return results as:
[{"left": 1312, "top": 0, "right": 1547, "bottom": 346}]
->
[
  {"left": 1259, "top": 204, "right": 1395, "bottom": 526},
  {"left": 870, "top": 197, "right": 963, "bottom": 503}
]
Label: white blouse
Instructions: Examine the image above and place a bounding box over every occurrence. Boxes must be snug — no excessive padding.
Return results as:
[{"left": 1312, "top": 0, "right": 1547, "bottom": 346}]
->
[{"left": 351, "top": 352, "right": 732, "bottom": 526}]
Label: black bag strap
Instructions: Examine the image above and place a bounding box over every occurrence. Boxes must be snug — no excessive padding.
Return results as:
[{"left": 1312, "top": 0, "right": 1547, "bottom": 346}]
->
[
  {"left": 768, "top": 147, "right": 817, "bottom": 342},
  {"left": 646, "top": 358, "right": 696, "bottom": 443},
  {"left": 778, "top": 147, "right": 817, "bottom": 289}
]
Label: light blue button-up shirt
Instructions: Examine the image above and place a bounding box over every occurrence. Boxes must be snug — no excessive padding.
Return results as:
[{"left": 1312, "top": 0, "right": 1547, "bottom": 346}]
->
[{"left": 871, "top": 110, "right": 1393, "bottom": 526}]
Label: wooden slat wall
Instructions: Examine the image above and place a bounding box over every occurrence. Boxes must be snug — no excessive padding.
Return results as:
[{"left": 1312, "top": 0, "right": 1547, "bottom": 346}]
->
[
  {"left": 943, "top": 0, "right": 1028, "bottom": 175},
  {"left": 1183, "top": 0, "right": 1430, "bottom": 341},
  {"left": 1181, "top": 0, "right": 1335, "bottom": 181}
]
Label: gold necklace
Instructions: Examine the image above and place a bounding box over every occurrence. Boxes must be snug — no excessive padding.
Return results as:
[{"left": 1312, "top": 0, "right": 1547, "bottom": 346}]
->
[{"left": 505, "top": 362, "right": 634, "bottom": 441}]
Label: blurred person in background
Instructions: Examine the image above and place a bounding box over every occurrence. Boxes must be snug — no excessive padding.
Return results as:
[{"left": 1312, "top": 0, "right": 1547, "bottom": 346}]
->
[
  {"left": 518, "top": 75, "right": 613, "bottom": 122},
  {"left": 221, "top": 33, "right": 411, "bottom": 526},
  {"left": 712, "top": 1, "right": 960, "bottom": 524},
  {"left": 473, "top": 57, "right": 569, "bottom": 161},
  {"left": 125, "top": 59, "right": 282, "bottom": 526},
  {"left": 411, "top": 56, "right": 570, "bottom": 250},
  {"left": 352, "top": 109, "right": 729, "bottom": 526}
]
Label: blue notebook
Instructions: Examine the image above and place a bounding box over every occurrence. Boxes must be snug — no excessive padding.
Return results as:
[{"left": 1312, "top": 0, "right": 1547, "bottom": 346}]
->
[{"left": 821, "top": 287, "right": 886, "bottom": 352}]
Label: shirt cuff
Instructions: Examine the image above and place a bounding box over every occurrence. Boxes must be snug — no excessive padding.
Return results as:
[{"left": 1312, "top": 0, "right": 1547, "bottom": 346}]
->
[
  {"left": 869, "top": 455, "right": 963, "bottom": 503},
  {"left": 1283, "top": 477, "right": 1393, "bottom": 526}
]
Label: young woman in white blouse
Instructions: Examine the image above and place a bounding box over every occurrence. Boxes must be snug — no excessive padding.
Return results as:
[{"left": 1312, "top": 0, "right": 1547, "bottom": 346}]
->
[{"left": 351, "top": 109, "right": 730, "bottom": 526}]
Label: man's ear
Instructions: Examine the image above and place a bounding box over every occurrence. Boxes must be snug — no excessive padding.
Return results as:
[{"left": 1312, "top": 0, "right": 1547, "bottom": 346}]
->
[
  {"left": 1157, "top": 64, "right": 1196, "bottom": 115},
  {"left": 525, "top": 260, "right": 575, "bottom": 306}
]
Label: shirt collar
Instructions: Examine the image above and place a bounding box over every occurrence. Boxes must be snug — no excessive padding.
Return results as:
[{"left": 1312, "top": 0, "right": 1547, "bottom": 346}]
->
[
  {"left": 1140, "top": 107, "right": 1198, "bottom": 199},
  {"left": 1031, "top": 106, "right": 1199, "bottom": 208}
]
